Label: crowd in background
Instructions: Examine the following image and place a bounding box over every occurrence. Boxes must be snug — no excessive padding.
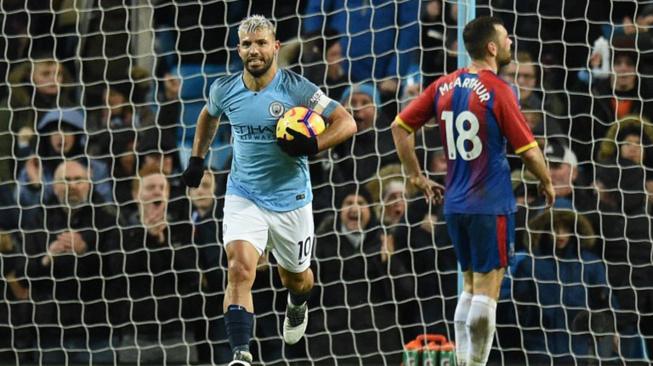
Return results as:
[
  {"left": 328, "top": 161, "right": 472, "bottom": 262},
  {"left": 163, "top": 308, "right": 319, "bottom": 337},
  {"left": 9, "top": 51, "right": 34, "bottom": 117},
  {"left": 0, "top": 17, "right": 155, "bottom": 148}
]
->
[{"left": 0, "top": 0, "right": 652, "bottom": 364}]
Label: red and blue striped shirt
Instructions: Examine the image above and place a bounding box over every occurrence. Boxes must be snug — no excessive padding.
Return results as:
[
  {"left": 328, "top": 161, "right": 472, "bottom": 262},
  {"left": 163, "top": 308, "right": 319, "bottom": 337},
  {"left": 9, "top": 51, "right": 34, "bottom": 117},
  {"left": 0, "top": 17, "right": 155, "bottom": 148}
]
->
[{"left": 396, "top": 68, "right": 537, "bottom": 215}]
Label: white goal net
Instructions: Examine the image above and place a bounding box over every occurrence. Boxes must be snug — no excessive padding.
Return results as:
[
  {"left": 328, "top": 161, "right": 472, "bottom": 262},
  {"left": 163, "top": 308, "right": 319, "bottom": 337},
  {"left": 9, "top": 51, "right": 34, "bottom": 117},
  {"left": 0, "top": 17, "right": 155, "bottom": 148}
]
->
[{"left": 0, "top": 0, "right": 651, "bottom": 365}]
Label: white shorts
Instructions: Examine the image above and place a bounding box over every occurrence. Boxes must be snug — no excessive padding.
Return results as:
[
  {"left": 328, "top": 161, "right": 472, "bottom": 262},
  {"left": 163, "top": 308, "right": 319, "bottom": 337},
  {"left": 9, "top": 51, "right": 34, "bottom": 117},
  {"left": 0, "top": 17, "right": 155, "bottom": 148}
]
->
[{"left": 222, "top": 195, "right": 315, "bottom": 273}]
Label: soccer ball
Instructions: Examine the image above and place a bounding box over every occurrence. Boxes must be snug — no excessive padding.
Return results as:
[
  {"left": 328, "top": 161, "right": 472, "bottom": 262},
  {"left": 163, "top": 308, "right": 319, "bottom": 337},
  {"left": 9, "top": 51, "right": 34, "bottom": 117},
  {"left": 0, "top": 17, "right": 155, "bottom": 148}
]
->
[{"left": 276, "top": 106, "right": 326, "bottom": 141}]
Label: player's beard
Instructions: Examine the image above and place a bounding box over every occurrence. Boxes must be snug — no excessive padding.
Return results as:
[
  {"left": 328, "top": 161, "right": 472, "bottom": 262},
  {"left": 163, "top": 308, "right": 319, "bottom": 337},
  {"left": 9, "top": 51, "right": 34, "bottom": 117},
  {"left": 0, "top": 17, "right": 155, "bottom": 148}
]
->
[
  {"left": 496, "top": 45, "right": 512, "bottom": 68},
  {"left": 246, "top": 56, "right": 273, "bottom": 77}
]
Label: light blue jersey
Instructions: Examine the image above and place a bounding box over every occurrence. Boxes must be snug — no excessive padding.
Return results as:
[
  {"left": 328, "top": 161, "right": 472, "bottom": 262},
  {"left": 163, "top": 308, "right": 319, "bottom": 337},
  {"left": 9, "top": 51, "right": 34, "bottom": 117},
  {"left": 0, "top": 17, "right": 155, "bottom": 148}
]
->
[{"left": 207, "top": 69, "right": 338, "bottom": 212}]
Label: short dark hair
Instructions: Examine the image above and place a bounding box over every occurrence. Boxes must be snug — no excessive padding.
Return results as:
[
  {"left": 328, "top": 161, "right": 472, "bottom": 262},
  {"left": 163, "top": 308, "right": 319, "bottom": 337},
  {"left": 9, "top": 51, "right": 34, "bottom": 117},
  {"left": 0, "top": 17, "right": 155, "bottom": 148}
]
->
[{"left": 463, "top": 16, "right": 505, "bottom": 60}]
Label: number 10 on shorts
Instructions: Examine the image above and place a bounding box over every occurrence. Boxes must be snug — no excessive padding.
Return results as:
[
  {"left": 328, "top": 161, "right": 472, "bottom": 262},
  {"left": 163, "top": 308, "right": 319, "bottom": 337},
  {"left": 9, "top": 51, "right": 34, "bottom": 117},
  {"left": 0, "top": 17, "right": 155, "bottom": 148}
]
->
[{"left": 297, "top": 236, "right": 315, "bottom": 264}]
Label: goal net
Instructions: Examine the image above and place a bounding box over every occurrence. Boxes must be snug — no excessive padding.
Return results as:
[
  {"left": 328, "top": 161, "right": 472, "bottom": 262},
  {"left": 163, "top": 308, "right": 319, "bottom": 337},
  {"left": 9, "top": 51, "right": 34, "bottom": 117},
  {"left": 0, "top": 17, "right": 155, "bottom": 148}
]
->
[{"left": 0, "top": 0, "right": 651, "bottom": 365}]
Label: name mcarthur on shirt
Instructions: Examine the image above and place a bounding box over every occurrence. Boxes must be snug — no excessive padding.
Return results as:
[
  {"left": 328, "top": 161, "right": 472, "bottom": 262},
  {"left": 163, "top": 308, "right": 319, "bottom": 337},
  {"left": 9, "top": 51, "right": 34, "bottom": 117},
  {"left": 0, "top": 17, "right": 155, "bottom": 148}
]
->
[{"left": 438, "top": 76, "right": 491, "bottom": 103}]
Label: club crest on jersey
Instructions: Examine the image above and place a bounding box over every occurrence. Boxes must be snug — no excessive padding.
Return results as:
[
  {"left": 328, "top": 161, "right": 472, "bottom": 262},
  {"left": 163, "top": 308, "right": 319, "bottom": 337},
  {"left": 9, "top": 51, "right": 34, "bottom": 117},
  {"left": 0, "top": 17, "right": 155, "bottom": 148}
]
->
[{"left": 269, "top": 101, "right": 285, "bottom": 118}]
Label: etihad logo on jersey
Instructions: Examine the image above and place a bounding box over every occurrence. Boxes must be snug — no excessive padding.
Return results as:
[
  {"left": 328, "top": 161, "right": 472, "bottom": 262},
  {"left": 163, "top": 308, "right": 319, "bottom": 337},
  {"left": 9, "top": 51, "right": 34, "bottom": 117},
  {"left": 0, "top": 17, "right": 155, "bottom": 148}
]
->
[
  {"left": 232, "top": 124, "right": 276, "bottom": 141},
  {"left": 439, "top": 77, "right": 490, "bottom": 102}
]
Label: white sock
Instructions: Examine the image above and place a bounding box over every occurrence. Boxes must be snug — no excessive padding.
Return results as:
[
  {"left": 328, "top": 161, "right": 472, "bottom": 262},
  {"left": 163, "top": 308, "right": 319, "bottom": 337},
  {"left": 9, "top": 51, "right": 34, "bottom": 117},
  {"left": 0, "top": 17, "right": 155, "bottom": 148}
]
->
[
  {"left": 454, "top": 291, "right": 473, "bottom": 366},
  {"left": 466, "top": 295, "right": 497, "bottom": 366}
]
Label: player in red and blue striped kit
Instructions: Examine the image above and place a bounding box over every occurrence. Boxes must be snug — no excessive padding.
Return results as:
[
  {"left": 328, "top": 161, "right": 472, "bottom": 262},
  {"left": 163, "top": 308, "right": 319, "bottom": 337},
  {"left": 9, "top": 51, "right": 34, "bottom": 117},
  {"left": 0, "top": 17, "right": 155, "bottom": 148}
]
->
[{"left": 392, "top": 16, "right": 555, "bottom": 366}]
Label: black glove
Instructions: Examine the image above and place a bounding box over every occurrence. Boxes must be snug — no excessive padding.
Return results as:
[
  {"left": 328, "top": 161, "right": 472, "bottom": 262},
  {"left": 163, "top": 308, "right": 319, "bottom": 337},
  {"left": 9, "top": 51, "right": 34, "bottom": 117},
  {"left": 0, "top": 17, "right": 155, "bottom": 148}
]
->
[
  {"left": 182, "top": 156, "right": 205, "bottom": 187},
  {"left": 277, "top": 128, "right": 319, "bottom": 157}
]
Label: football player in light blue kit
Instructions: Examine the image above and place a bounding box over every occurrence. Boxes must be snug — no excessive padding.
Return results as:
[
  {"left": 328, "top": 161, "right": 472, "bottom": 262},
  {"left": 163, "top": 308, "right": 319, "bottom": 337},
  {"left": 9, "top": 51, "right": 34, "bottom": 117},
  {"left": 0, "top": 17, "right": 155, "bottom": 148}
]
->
[{"left": 182, "top": 15, "right": 357, "bottom": 366}]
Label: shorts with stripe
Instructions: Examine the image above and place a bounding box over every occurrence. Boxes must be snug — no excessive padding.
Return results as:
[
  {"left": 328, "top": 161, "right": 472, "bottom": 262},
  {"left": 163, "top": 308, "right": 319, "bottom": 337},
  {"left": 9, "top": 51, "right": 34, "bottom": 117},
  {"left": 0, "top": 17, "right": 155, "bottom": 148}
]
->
[{"left": 445, "top": 213, "right": 515, "bottom": 273}]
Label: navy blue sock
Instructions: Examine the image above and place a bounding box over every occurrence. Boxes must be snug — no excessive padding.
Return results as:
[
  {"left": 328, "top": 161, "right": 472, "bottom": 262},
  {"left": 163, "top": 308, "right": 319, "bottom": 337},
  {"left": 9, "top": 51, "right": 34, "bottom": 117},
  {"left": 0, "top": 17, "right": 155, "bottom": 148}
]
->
[
  {"left": 289, "top": 289, "right": 311, "bottom": 306},
  {"left": 224, "top": 304, "right": 253, "bottom": 353}
]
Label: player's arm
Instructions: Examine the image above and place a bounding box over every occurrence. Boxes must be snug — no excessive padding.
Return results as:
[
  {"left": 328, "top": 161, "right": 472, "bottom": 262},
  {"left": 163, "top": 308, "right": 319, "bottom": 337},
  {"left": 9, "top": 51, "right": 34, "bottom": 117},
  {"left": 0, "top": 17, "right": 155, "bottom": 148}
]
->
[
  {"left": 391, "top": 122, "right": 420, "bottom": 178},
  {"left": 317, "top": 104, "right": 357, "bottom": 151},
  {"left": 183, "top": 78, "right": 224, "bottom": 188},
  {"left": 182, "top": 106, "right": 220, "bottom": 187},
  {"left": 494, "top": 84, "right": 554, "bottom": 206},
  {"left": 191, "top": 106, "right": 220, "bottom": 158},
  {"left": 391, "top": 120, "right": 443, "bottom": 204},
  {"left": 278, "top": 82, "right": 356, "bottom": 157},
  {"left": 519, "top": 147, "right": 555, "bottom": 207},
  {"left": 391, "top": 82, "right": 443, "bottom": 203}
]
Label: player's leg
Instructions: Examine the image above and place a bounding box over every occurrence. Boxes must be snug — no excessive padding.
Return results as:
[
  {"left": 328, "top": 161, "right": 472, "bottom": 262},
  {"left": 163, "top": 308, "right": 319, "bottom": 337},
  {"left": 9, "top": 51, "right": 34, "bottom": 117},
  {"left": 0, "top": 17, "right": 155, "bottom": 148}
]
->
[
  {"left": 224, "top": 241, "right": 260, "bottom": 365},
  {"left": 222, "top": 195, "right": 269, "bottom": 365},
  {"left": 445, "top": 214, "right": 474, "bottom": 366},
  {"left": 454, "top": 270, "right": 474, "bottom": 366},
  {"left": 224, "top": 241, "right": 260, "bottom": 311},
  {"left": 465, "top": 214, "right": 515, "bottom": 366},
  {"left": 465, "top": 269, "right": 504, "bottom": 366},
  {"left": 278, "top": 266, "right": 314, "bottom": 344},
  {"left": 267, "top": 202, "right": 314, "bottom": 345}
]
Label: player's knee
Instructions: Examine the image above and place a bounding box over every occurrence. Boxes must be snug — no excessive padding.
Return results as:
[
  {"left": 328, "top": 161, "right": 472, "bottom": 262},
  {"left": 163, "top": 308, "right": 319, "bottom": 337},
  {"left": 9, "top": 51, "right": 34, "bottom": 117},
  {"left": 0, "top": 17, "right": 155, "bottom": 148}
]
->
[{"left": 228, "top": 259, "right": 256, "bottom": 286}]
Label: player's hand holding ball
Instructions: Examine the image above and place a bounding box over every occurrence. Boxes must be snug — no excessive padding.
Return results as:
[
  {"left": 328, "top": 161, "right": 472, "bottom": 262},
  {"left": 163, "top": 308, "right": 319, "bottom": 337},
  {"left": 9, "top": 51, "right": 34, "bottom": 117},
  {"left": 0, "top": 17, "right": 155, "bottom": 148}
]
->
[
  {"left": 182, "top": 156, "right": 205, "bottom": 187},
  {"left": 276, "top": 106, "right": 325, "bottom": 157}
]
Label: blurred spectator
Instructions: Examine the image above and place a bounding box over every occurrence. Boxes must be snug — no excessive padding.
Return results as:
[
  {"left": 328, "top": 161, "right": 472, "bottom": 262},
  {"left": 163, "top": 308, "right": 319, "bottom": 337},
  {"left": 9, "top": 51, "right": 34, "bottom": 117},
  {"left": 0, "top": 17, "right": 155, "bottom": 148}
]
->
[
  {"left": 333, "top": 83, "right": 398, "bottom": 185},
  {"left": 519, "top": 97, "right": 565, "bottom": 147},
  {"left": 425, "top": 147, "right": 448, "bottom": 186},
  {"left": 134, "top": 129, "right": 188, "bottom": 221},
  {"left": 591, "top": 119, "right": 653, "bottom": 358},
  {"left": 597, "top": 116, "right": 653, "bottom": 212},
  {"left": 591, "top": 173, "right": 652, "bottom": 359},
  {"left": 0, "top": 0, "right": 30, "bottom": 99},
  {"left": 0, "top": 1, "right": 79, "bottom": 100},
  {"left": 289, "top": 29, "right": 347, "bottom": 101},
  {"left": 302, "top": 0, "right": 420, "bottom": 96},
  {"left": 0, "top": 56, "right": 75, "bottom": 183},
  {"left": 493, "top": 0, "right": 604, "bottom": 92},
  {"left": 365, "top": 164, "right": 415, "bottom": 230},
  {"left": 154, "top": 0, "right": 238, "bottom": 172},
  {"left": 188, "top": 170, "right": 229, "bottom": 364},
  {"left": 0, "top": 180, "right": 19, "bottom": 232},
  {"left": 498, "top": 210, "right": 616, "bottom": 364},
  {"left": 80, "top": 0, "right": 134, "bottom": 107},
  {"left": 510, "top": 168, "right": 543, "bottom": 251},
  {"left": 419, "top": 0, "right": 457, "bottom": 83},
  {"left": 115, "top": 164, "right": 201, "bottom": 364},
  {"left": 376, "top": 177, "right": 407, "bottom": 228},
  {"left": 499, "top": 51, "right": 565, "bottom": 117},
  {"left": 500, "top": 52, "right": 567, "bottom": 151},
  {"left": 22, "top": 160, "right": 119, "bottom": 364},
  {"left": 537, "top": 142, "right": 593, "bottom": 212},
  {"left": 0, "top": 231, "right": 29, "bottom": 363},
  {"left": 189, "top": 171, "right": 218, "bottom": 233},
  {"left": 595, "top": 119, "right": 652, "bottom": 210},
  {"left": 621, "top": 4, "right": 653, "bottom": 36},
  {"left": 156, "top": 72, "right": 183, "bottom": 156},
  {"left": 153, "top": 0, "right": 236, "bottom": 74},
  {"left": 625, "top": 5, "right": 653, "bottom": 80},
  {"left": 391, "top": 198, "right": 456, "bottom": 340},
  {"left": 399, "top": 65, "right": 424, "bottom": 111},
  {"left": 309, "top": 149, "right": 347, "bottom": 225},
  {"left": 87, "top": 70, "right": 157, "bottom": 207},
  {"left": 87, "top": 67, "right": 156, "bottom": 158},
  {"left": 365, "top": 164, "right": 413, "bottom": 267},
  {"left": 308, "top": 184, "right": 413, "bottom": 364},
  {"left": 137, "top": 128, "right": 182, "bottom": 177},
  {"left": 571, "top": 36, "right": 653, "bottom": 164},
  {"left": 18, "top": 109, "right": 113, "bottom": 207}
]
